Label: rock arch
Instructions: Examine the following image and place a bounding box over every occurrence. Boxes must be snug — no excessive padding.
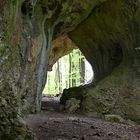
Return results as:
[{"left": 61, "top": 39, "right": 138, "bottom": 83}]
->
[{"left": 0, "top": 0, "right": 140, "bottom": 139}]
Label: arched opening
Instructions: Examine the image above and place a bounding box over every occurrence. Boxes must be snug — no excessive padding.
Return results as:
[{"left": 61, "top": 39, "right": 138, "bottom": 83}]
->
[
  {"left": 43, "top": 49, "right": 93, "bottom": 95},
  {"left": 42, "top": 49, "right": 93, "bottom": 111}
]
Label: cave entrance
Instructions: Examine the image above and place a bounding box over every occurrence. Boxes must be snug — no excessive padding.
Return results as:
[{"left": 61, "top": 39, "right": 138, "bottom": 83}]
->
[
  {"left": 41, "top": 49, "right": 93, "bottom": 111},
  {"left": 43, "top": 49, "right": 93, "bottom": 96}
]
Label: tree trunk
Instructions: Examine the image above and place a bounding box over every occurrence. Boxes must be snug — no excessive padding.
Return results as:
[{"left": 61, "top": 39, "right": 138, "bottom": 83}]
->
[
  {"left": 69, "top": 53, "right": 72, "bottom": 87},
  {"left": 79, "top": 51, "right": 85, "bottom": 84}
]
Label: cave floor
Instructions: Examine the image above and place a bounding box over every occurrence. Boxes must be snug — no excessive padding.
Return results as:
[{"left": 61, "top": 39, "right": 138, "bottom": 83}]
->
[{"left": 25, "top": 96, "right": 140, "bottom": 140}]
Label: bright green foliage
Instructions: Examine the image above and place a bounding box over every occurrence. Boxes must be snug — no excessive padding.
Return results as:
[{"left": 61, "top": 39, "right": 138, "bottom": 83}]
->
[{"left": 43, "top": 49, "right": 93, "bottom": 95}]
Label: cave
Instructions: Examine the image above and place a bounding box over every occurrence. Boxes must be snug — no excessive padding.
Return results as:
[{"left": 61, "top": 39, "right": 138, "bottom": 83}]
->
[
  {"left": 44, "top": 49, "right": 94, "bottom": 95},
  {"left": 0, "top": 0, "right": 140, "bottom": 139},
  {"left": 42, "top": 48, "right": 93, "bottom": 111}
]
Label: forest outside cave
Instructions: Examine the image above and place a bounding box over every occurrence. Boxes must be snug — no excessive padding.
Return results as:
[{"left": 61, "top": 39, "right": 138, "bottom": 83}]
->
[
  {"left": 41, "top": 49, "right": 94, "bottom": 112},
  {"left": 43, "top": 49, "right": 94, "bottom": 96}
]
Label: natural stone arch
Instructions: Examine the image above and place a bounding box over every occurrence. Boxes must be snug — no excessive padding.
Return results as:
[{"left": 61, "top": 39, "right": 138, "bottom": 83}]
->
[
  {"left": 47, "top": 34, "right": 77, "bottom": 71},
  {"left": 0, "top": 0, "right": 140, "bottom": 139},
  {"left": 65, "top": 0, "right": 140, "bottom": 122}
]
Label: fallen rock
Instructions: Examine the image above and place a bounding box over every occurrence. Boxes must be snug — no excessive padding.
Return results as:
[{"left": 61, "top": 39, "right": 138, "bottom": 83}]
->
[
  {"left": 105, "top": 114, "right": 126, "bottom": 123},
  {"left": 65, "top": 98, "right": 80, "bottom": 113}
]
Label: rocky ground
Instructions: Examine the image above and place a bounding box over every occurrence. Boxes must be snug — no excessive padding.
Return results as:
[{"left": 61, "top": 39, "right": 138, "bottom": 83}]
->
[{"left": 25, "top": 96, "right": 140, "bottom": 140}]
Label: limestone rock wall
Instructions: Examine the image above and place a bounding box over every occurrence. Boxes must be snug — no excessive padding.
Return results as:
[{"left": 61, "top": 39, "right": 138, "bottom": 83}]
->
[
  {"left": 0, "top": 0, "right": 99, "bottom": 139},
  {"left": 0, "top": 0, "right": 140, "bottom": 139},
  {"left": 69, "top": 0, "right": 140, "bottom": 123},
  {"left": 0, "top": 0, "right": 37, "bottom": 139},
  {"left": 48, "top": 34, "right": 77, "bottom": 71}
]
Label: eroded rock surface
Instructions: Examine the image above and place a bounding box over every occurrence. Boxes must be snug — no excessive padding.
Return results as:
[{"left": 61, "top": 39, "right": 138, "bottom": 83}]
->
[
  {"left": 48, "top": 34, "right": 77, "bottom": 71},
  {"left": 1, "top": 0, "right": 140, "bottom": 139},
  {"left": 68, "top": 0, "right": 140, "bottom": 123}
]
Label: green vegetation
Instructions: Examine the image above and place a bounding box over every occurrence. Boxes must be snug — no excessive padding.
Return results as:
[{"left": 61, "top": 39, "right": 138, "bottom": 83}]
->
[{"left": 43, "top": 49, "right": 93, "bottom": 95}]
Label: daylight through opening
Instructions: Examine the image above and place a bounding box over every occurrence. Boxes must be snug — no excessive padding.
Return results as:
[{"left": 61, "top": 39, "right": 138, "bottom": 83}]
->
[{"left": 43, "top": 49, "right": 94, "bottom": 96}]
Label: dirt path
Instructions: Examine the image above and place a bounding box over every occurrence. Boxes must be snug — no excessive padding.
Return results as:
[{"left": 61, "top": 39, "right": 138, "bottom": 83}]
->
[{"left": 25, "top": 97, "right": 140, "bottom": 140}]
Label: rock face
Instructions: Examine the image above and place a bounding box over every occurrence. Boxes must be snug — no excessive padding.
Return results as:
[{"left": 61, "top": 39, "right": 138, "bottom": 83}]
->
[
  {"left": 0, "top": 0, "right": 98, "bottom": 139},
  {"left": 47, "top": 34, "right": 77, "bottom": 71},
  {"left": 0, "top": 0, "right": 140, "bottom": 139},
  {"left": 65, "top": 98, "right": 80, "bottom": 113},
  {"left": 68, "top": 0, "right": 140, "bottom": 123}
]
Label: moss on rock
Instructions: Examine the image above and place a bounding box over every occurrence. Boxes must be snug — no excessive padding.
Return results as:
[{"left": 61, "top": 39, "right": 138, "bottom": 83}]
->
[{"left": 69, "top": 0, "right": 140, "bottom": 124}]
